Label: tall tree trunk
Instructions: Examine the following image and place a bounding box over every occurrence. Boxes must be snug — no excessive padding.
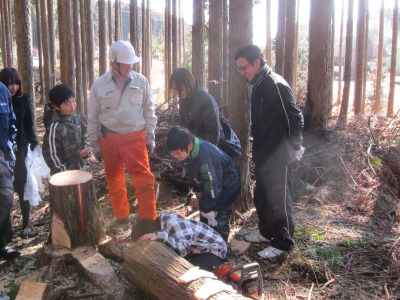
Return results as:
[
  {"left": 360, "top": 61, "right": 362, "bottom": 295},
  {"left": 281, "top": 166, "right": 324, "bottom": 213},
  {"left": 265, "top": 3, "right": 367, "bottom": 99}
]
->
[
  {"left": 336, "top": 0, "right": 345, "bottom": 106},
  {"left": 265, "top": 0, "right": 272, "bottom": 65},
  {"left": 208, "top": 0, "right": 223, "bottom": 105},
  {"left": 192, "top": 0, "right": 205, "bottom": 86},
  {"left": 58, "top": 0, "right": 75, "bottom": 89},
  {"left": 3, "top": 0, "right": 14, "bottom": 66},
  {"left": 222, "top": 0, "right": 228, "bottom": 105},
  {"left": 283, "top": 0, "right": 296, "bottom": 87},
  {"left": 80, "top": 0, "right": 88, "bottom": 109},
  {"left": 130, "top": 0, "right": 140, "bottom": 73},
  {"left": 275, "top": 0, "right": 286, "bottom": 75},
  {"left": 228, "top": 0, "right": 253, "bottom": 212},
  {"left": 305, "top": 0, "right": 332, "bottom": 131},
  {"left": 142, "top": 0, "right": 147, "bottom": 77},
  {"left": 172, "top": 0, "right": 178, "bottom": 71},
  {"left": 14, "top": 0, "right": 35, "bottom": 119},
  {"left": 85, "top": 0, "right": 95, "bottom": 90},
  {"left": 35, "top": 0, "right": 45, "bottom": 104},
  {"left": 292, "top": 0, "right": 300, "bottom": 98},
  {"left": 353, "top": 0, "right": 366, "bottom": 115},
  {"left": 387, "top": 0, "right": 399, "bottom": 117},
  {"left": 115, "top": 0, "right": 122, "bottom": 41},
  {"left": 329, "top": 0, "right": 335, "bottom": 117},
  {"left": 99, "top": 0, "right": 108, "bottom": 76},
  {"left": 338, "top": 0, "right": 354, "bottom": 125},
  {"left": 361, "top": 0, "right": 369, "bottom": 114},
  {"left": 164, "top": 0, "right": 171, "bottom": 101},
  {"left": 146, "top": 0, "right": 151, "bottom": 79},
  {"left": 108, "top": 0, "right": 113, "bottom": 45},
  {"left": 0, "top": 1, "right": 6, "bottom": 67},
  {"left": 73, "top": 0, "right": 83, "bottom": 115},
  {"left": 47, "top": 0, "right": 56, "bottom": 86},
  {"left": 41, "top": 0, "right": 51, "bottom": 101},
  {"left": 374, "top": 0, "right": 384, "bottom": 114}
]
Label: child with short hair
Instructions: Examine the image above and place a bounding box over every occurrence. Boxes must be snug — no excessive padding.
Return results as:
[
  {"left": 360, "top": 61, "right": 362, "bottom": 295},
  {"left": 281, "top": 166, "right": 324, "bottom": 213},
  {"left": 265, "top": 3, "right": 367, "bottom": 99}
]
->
[
  {"left": 42, "top": 84, "right": 90, "bottom": 175},
  {"left": 166, "top": 126, "right": 240, "bottom": 241},
  {"left": 131, "top": 212, "right": 228, "bottom": 271}
]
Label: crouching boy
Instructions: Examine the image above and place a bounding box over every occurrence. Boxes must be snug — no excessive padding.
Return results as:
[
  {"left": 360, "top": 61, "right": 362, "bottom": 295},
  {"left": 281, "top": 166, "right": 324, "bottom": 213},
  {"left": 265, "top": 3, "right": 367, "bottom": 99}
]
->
[
  {"left": 131, "top": 212, "right": 227, "bottom": 270},
  {"left": 166, "top": 126, "right": 240, "bottom": 241}
]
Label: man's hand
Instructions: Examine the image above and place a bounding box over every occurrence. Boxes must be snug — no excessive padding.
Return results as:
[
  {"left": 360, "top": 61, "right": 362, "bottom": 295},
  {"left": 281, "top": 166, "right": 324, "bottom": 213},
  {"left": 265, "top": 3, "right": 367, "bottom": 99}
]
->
[
  {"left": 294, "top": 146, "right": 305, "bottom": 161},
  {"left": 146, "top": 142, "right": 155, "bottom": 154},
  {"left": 201, "top": 211, "right": 218, "bottom": 227},
  {"left": 30, "top": 141, "right": 38, "bottom": 152},
  {"left": 139, "top": 232, "right": 157, "bottom": 241}
]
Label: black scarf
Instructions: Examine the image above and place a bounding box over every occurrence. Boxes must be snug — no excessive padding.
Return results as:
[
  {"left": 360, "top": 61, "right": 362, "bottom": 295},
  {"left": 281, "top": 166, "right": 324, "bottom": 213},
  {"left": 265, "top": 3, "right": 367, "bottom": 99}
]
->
[{"left": 249, "top": 64, "right": 271, "bottom": 87}]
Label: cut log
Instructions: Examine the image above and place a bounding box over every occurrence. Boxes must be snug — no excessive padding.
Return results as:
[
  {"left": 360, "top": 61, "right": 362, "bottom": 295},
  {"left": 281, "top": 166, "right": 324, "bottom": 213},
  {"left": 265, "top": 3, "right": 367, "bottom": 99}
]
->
[
  {"left": 15, "top": 281, "right": 63, "bottom": 300},
  {"left": 123, "top": 241, "right": 250, "bottom": 300},
  {"left": 48, "top": 170, "right": 106, "bottom": 248}
]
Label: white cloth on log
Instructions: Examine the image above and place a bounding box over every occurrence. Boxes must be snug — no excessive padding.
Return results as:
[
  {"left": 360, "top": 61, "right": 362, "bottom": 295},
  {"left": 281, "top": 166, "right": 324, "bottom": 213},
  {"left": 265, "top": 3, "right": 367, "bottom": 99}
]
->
[
  {"left": 194, "top": 279, "right": 236, "bottom": 300},
  {"left": 178, "top": 266, "right": 217, "bottom": 284}
]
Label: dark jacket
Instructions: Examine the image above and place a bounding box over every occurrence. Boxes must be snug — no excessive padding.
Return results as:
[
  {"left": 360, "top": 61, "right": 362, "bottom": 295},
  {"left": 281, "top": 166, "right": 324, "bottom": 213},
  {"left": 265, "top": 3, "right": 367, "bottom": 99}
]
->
[
  {"left": 42, "top": 104, "right": 86, "bottom": 175},
  {"left": 251, "top": 66, "right": 303, "bottom": 167},
  {"left": 12, "top": 93, "right": 37, "bottom": 193},
  {"left": 0, "top": 154, "right": 14, "bottom": 229},
  {"left": 179, "top": 87, "right": 222, "bottom": 145},
  {"left": 183, "top": 137, "right": 240, "bottom": 213},
  {"left": 0, "top": 83, "right": 16, "bottom": 163}
]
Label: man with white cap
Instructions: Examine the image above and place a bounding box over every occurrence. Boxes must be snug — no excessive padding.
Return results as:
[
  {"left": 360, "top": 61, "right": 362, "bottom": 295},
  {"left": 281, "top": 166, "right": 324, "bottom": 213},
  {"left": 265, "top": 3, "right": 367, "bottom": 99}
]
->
[{"left": 88, "top": 40, "right": 157, "bottom": 230}]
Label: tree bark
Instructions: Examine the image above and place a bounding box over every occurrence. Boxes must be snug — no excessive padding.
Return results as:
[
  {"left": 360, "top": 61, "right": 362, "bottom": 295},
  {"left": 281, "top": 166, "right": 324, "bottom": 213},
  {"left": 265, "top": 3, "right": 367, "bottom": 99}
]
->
[
  {"left": 374, "top": 0, "right": 384, "bottom": 114},
  {"left": 275, "top": 0, "right": 286, "bottom": 75},
  {"left": 338, "top": 0, "right": 354, "bottom": 125},
  {"left": 336, "top": 0, "right": 345, "bottom": 106},
  {"left": 41, "top": 0, "right": 51, "bottom": 102},
  {"left": 361, "top": 0, "right": 369, "bottom": 114},
  {"left": 98, "top": 0, "right": 108, "bottom": 76},
  {"left": 73, "top": 0, "right": 84, "bottom": 115},
  {"left": 48, "top": 170, "right": 106, "bottom": 248},
  {"left": 123, "top": 241, "right": 247, "bottom": 300},
  {"left": 85, "top": 0, "right": 95, "bottom": 89},
  {"left": 192, "top": 0, "right": 205, "bottom": 86},
  {"left": 228, "top": 0, "right": 253, "bottom": 212},
  {"left": 165, "top": 0, "right": 171, "bottom": 101},
  {"left": 14, "top": 0, "right": 35, "bottom": 121},
  {"left": 47, "top": 0, "right": 56, "bottom": 86},
  {"left": 222, "top": 0, "right": 228, "bottom": 105},
  {"left": 305, "top": 0, "right": 332, "bottom": 131},
  {"left": 208, "top": 0, "right": 223, "bottom": 105},
  {"left": 284, "top": 0, "right": 296, "bottom": 87},
  {"left": 353, "top": 0, "right": 366, "bottom": 115},
  {"left": 329, "top": 0, "right": 335, "bottom": 117},
  {"left": 58, "top": 0, "right": 75, "bottom": 89},
  {"left": 108, "top": 0, "right": 113, "bottom": 45},
  {"left": 172, "top": 0, "right": 178, "bottom": 71},
  {"left": 265, "top": 0, "right": 272, "bottom": 66},
  {"left": 80, "top": 0, "right": 88, "bottom": 111},
  {"left": 387, "top": 0, "right": 399, "bottom": 117},
  {"left": 35, "top": 0, "right": 45, "bottom": 104},
  {"left": 130, "top": 0, "right": 140, "bottom": 72},
  {"left": 115, "top": 0, "right": 122, "bottom": 41},
  {"left": 3, "top": 0, "right": 14, "bottom": 67}
]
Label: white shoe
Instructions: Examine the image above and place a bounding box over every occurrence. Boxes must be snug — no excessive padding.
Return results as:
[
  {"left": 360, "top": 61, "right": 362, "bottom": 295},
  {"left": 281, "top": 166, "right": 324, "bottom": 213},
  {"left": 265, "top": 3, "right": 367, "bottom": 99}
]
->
[
  {"left": 245, "top": 232, "right": 269, "bottom": 243},
  {"left": 258, "top": 246, "right": 284, "bottom": 259}
]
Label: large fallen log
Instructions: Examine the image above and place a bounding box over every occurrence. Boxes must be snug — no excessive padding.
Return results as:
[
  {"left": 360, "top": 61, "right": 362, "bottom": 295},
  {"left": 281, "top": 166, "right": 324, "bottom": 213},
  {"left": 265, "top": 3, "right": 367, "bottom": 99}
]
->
[
  {"left": 48, "top": 170, "right": 106, "bottom": 248},
  {"left": 123, "top": 240, "right": 250, "bottom": 300}
]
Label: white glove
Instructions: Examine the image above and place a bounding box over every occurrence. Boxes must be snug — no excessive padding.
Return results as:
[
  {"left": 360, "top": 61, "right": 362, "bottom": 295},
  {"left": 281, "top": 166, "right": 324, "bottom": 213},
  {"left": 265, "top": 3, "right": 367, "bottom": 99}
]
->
[
  {"left": 201, "top": 211, "right": 218, "bottom": 227},
  {"left": 294, "top": 146, "right": 305, "bottom": 161},
  {"left": 146, "top": 141, "right": 155, "bottom": 154}
]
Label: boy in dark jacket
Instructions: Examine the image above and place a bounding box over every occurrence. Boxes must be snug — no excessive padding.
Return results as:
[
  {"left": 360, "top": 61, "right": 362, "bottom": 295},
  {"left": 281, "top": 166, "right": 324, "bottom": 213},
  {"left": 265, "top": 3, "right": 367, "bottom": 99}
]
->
[
  {"left": 166, "top": 126, "right": 240, "bottom": 241},
  {"left": 42, "top": 84, "right": 90, "bottom": 175}
]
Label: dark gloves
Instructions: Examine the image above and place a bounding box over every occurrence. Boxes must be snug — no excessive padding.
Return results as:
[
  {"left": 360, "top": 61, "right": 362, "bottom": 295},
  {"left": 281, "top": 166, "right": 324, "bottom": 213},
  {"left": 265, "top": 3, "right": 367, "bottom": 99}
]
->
[{"left": 30, "top": 141, "right": 38, "bottom": 151}]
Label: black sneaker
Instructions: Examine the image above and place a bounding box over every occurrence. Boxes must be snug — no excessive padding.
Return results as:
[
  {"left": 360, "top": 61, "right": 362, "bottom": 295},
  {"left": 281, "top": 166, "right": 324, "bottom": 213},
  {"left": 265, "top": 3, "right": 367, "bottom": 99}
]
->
[{"left": 0, "top": 247, "right": 21, "bottom": 260}]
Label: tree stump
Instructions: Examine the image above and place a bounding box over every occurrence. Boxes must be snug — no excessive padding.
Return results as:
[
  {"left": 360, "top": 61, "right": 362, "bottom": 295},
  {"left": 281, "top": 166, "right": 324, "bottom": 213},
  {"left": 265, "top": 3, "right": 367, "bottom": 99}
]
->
[
  {"left": 48, "top": 170, "right": 106, "bottom": 248},
  {"left": 123, "top": 241, "right": 249, "bottom": 300}
]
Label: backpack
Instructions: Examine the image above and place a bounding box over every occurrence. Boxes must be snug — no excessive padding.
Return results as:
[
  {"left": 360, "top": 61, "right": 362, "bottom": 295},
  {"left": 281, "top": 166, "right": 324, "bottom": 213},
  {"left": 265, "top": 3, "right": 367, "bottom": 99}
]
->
[{"left": 218, "top": 118, "right": 242, "bottom": 159}]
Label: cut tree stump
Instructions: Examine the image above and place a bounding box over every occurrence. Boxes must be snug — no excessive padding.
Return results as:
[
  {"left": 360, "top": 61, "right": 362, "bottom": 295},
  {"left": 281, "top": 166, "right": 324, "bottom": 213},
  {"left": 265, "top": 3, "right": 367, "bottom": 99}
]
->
[
  {"left": 48, "top": 170, "right": 106, "bottom": 248},
  {"left": 123, "top": 240, "right": 250, "bottom": 300}
]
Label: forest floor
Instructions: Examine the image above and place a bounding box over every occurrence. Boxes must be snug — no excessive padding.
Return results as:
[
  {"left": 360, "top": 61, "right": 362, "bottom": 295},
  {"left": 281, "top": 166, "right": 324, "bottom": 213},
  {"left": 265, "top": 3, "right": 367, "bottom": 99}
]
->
[{"left": 0, "top": 97, "right": 399, "bottom": 300}]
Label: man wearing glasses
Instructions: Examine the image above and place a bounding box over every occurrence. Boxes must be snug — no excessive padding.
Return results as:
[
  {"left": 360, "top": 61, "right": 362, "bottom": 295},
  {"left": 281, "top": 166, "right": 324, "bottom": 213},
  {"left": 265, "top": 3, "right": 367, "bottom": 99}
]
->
[{"left": 235, "top": 44, "right": 304, "bottom": 258}]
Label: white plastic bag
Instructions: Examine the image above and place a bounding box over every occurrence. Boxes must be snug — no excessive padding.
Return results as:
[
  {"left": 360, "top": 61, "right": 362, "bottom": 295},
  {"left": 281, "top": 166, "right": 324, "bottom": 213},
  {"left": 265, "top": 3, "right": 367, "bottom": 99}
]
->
[{"left": 24, "top": 145, "right": 51, "bottom": 206}]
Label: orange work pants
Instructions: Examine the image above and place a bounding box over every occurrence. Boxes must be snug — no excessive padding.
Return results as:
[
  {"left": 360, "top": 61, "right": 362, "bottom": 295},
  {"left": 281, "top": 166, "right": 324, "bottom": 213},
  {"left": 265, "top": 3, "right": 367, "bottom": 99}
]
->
[{"left": 99, "top": 130, "right": 156, "bottom": 220}]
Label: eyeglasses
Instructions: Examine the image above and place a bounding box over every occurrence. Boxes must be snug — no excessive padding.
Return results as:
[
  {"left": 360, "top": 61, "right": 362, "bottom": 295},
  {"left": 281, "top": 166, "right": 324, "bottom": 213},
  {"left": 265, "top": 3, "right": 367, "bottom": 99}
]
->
[{"left": 236, "top": 63, "right": 250, "bottom": 73}]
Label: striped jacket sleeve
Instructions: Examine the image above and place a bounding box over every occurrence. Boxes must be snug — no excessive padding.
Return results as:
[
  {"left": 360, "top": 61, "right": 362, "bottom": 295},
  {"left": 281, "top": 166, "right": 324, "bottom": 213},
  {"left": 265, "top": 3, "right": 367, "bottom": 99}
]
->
[{"left": 43, "top": 122, "right": 67, "bottom": 174}]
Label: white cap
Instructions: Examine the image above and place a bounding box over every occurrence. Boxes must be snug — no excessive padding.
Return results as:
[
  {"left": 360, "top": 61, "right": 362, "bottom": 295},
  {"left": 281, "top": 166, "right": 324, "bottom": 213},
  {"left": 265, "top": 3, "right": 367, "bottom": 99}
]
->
[{"left": 108, "top": 40, "right": 140, "bottom": 64}]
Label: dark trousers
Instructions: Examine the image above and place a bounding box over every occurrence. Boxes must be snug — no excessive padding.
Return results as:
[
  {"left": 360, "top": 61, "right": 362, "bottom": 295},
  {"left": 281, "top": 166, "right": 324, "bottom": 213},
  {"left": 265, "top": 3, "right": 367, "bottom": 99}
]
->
[
  {"left": 14, "top": 148, "right": 30, "bottom": 229},
  {"left": 0, "top": 187, "right": 14, "bottom": 248},
  {"left": 200, "top": 208, "right": 232, "bottom": 242},
  {"left": 186, "top": 252, "right": 224, "bottom": 271},
  {"left": 254, "top": 160, "right": 295, "bottom": 251}
]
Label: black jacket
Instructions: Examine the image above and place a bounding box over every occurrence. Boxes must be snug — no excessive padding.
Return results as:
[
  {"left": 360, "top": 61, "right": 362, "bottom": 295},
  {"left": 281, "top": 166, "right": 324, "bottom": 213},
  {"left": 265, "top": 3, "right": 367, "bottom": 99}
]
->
[
  {"left": 179, "top": 87, "right": 222, "bottom": 145},
  {"left": 250, "top": 66, "right": 304, "bottom": 166},
  {"left": 12, "top": 93, "right": 38, "bottom": 193}
]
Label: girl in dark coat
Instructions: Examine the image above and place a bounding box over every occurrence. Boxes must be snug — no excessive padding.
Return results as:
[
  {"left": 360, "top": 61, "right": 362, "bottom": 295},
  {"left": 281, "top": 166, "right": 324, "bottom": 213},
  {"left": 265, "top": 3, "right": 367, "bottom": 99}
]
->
[{"left": 0, "top": 68, "right": 38, "bottom": 238}]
